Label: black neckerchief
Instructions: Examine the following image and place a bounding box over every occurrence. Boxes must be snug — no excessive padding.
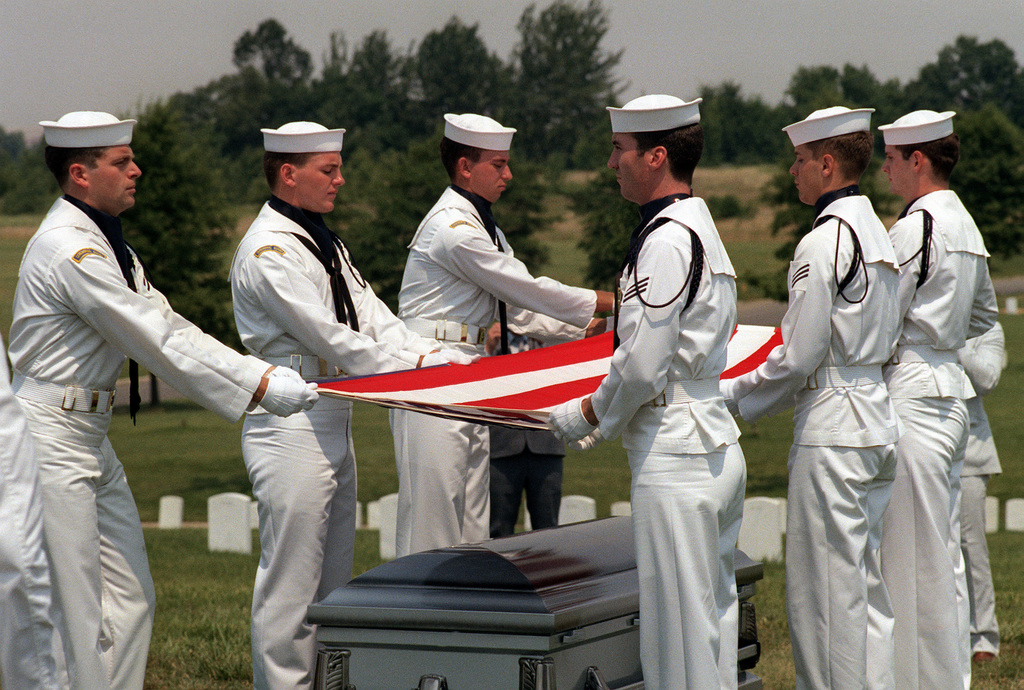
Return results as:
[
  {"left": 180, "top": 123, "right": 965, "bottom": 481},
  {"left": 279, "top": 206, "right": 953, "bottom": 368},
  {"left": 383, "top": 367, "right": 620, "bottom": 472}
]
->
[
  {"left": 450, "top": 185, "right": 509, "bottom": 354},
  {"left": 63, "top": 194, "right": 142, "bottom": 422},
  {"left": 813, "top": 184, "right": 860, "bottom": 219},
  {"left": 268, "top": 195, "right": 360, "bottom": 332}
]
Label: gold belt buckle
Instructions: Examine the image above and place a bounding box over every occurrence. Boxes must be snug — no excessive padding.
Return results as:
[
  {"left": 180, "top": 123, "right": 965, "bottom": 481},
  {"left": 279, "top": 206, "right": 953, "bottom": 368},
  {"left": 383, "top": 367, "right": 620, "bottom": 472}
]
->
[{"left": 61, "top": 387, "right": 78, "bottom": 412}]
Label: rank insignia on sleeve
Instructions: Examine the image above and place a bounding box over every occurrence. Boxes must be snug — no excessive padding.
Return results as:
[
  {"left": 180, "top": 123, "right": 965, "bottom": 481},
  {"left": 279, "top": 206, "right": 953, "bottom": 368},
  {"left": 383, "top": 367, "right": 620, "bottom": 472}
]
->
[
  {"left": 72, "top": 247, "right": 107, "bottom": 263},
  {"left": 254, "top": 245, "right": 286, "bottom": 258},
  {"left": 621, "top": 276, "right": 649, "bottom": 304},
  {"left": 449, "top": 220, "right": 475, "bottom": 229},
  {"left": 789, "top": 261, "right": 811, "bottom": 290}
]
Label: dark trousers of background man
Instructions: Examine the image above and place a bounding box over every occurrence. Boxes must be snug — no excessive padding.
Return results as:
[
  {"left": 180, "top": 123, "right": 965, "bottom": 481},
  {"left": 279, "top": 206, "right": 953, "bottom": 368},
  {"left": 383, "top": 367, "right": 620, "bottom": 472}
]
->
[{"left": 488, "top": 425, "right": 565, "bottom": 538}]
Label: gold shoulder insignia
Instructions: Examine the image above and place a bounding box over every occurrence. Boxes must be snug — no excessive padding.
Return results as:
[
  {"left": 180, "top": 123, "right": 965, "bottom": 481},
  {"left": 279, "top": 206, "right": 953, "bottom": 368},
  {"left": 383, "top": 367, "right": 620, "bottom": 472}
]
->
[
  {"left": 254, "top": 245, "right": 286, "bottom": 258},
  {"left": 72, "top": 247, "right": 107, "bottom": 263},
  {"left": 449, "top": 220, "right": 476, "bottom": 229}
]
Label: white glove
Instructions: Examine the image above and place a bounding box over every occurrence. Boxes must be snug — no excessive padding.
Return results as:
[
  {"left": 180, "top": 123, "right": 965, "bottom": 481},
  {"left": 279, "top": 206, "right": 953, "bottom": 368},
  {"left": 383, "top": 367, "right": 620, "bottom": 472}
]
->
[
  {"left": 260, "top": 376, "right": 318, "bottom": 417},
  {"left": 268, "top": 365, "right": 305, "bottom": 381},
  {"left": 419, "top": 351, "right": 449, "bottom": 368},
  {"left": 569, "top": 428, "right": 605, "bottom": 451},
  {"left": 719, "top": 378, "right": 740, "bottom": 418},
  {"left": 547, "top": 397, "right": 596, "bottom": 443},
  {"left": 437, "top": 349, "right": 480, "bottom": 365}
]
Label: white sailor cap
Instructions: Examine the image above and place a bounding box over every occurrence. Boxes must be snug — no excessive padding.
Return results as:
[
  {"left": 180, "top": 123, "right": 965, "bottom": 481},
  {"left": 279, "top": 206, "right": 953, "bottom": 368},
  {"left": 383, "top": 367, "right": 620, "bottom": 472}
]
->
[
  {"left": 443, "top": 113, "right": 516, "bottom": 151},
  {"left": 607, "top": 95, "right": 702, "bottom": 133},
  {"left": 261, "top": 122, "right": 345, "bottom": 153},
  {"left": 783, "top": 106, "right": 874, "bottom": 147},
  {"left": 878, "top": 110, "right": 956, "bottom": 146},
  {"left": 39, "top": 111, "right": 136, "bottom": 148}
]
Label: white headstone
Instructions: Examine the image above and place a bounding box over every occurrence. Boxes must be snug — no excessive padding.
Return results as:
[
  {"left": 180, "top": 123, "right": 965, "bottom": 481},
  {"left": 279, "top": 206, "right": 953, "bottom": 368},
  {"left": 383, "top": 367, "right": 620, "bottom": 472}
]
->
[
  {"left": 1004, "top": 498, "right": 1024, "bottom": 531},
  {"left": 356, "top": 500, "right": 363, "bottom": 529},
  {"left": 738, "top": 497, "right": 785, "bottom": 562},
  {"left": 1005, "top": 296, "right": 1019, "bottom": 315},
  {"left": 985, "top": 496, "right": 999, "bottom": 534},
  {"left": 208, "top": 492, "right": 253, "bottom": 554},
  {"left": 158, "top": 495, "right": 184, "bottom": 529},
  {"left": 610, "top": 500, "right": 632, "bottom": 517},
  {"left": 558, "top": 495, "right": 597, "bottom": 525},
  {"left": 378, "top": 493, "right": 399, "bottom": 561},
  {"left": 776, "top": 498, "right": 788, "bottom": 534},
  {"left": 366, "top": 500, "right": 381, "bottom": 530},
  {"left": 250, "top": 500, "right": 259, "bottom": 529}
]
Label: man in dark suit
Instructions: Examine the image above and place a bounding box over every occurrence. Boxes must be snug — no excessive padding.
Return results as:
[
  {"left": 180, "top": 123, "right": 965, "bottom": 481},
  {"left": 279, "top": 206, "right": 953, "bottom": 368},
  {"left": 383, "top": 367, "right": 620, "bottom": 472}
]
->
[
  {"left": 489, "top": 423, "right": 564, "bottom": 537},
  {"left": 487, "top": 331, "right": 564, "bottom": 537}
]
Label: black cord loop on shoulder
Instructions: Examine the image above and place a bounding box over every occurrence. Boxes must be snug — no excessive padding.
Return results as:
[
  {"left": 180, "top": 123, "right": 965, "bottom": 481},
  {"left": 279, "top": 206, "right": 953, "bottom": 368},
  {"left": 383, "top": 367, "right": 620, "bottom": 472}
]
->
[
  {"left": 814, "top": 214, "right": 868, "bottom": 304},
  {"left": 895, "top": 210, "right": 934, "bottom": 292},
  {"left": 621, "top": 217, "right": 704, "bottom": 311}
]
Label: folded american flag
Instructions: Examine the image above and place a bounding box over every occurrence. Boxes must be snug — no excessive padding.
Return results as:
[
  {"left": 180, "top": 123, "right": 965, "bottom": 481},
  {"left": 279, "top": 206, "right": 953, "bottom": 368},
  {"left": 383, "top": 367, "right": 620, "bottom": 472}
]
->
[{"left": 317, "top": 324, "right": 781, "bottom": 429}]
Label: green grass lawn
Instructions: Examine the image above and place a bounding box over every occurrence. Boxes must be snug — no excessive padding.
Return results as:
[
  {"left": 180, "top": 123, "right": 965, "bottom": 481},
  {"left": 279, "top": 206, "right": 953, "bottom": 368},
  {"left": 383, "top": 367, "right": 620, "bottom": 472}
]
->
[
  {"left": 111, "top": 319, "right": 1021, "bottom": 688},
  {"left": 3, "top": 183, "right": 1023, "bottom": 686}
]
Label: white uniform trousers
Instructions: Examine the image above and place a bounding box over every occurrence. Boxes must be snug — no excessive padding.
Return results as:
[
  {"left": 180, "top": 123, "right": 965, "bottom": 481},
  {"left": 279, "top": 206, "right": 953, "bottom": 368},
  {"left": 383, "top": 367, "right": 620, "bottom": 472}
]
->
[
  {"left": 243, "top": 399, "right": 357, "bottom": 690},
  {"left": 19, "top": 398, "right": 155, "bottom": 690},
  {"left": 880, "top": 397, "right": 969, "bottom": 690},
  {"left": 787, "top": 443, "right": 896, "bottom": 690},
  {"left": 628, "top": 444, "right": 745, "bottom": 690},
  {"left": 960, "top": 474, "right": 999, "bottom": 655},
  {"left": 390, "top": 409, "right": 489, "bottom": 557},
  {"left": 0, "top": 406, "right": 59, "bottom": 689}
]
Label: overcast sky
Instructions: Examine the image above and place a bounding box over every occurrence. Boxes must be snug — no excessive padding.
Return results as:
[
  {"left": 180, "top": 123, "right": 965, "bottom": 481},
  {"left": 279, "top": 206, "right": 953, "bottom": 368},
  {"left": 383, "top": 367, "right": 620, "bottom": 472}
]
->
[{"left": 3, "top": 0, "right": 1023, "bottom": 139}]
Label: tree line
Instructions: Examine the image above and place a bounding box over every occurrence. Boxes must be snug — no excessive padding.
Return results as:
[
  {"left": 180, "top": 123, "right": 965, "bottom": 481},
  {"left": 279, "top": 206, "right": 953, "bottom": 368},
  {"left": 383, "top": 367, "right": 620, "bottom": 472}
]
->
[{"left": 1, "top": 1, "right": 1022, "bottom": 337}]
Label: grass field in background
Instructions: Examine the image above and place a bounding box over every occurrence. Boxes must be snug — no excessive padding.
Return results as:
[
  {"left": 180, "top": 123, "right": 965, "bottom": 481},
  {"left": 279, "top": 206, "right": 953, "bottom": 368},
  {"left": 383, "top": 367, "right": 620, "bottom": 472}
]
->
[
  {"left": 3, "top": 171, "right": 1024, "bottom": 687},
  {"left": 116, "top": 317, "right": 1022, "bottom": 687}
]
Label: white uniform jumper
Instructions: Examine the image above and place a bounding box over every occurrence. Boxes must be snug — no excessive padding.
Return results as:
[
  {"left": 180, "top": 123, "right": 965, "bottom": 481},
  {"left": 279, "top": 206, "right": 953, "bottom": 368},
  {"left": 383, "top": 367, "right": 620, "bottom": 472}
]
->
[
  {"left": 8, "top": 197, "right": 267, "bottom": 690},
  {"left": 958, "top": 322, "right": 1003, "bottom": 659},
  {"left": 393, "top": 186, "right": 595, "bottom": 556},
  {"left": 589, "top": 195, "right": 744, "bottom": 689},
  {"left": 231, "top": 199, "right": 438, "bottom": 690},
  {"left": 880, "top": 189, "right": 998, "bottom": 689},
  {"left": 723, "top": 190, "right": 901, "bottom": 689},
  {"left": 0, "top": 335, "right": 59, "bottom": 690}
]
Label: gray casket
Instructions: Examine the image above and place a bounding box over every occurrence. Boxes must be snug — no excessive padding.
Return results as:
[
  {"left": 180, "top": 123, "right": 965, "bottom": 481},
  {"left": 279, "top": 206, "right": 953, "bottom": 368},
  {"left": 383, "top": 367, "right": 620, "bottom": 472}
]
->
[{"left": 310, "top": 516, "right": 762, "bottom": 689}]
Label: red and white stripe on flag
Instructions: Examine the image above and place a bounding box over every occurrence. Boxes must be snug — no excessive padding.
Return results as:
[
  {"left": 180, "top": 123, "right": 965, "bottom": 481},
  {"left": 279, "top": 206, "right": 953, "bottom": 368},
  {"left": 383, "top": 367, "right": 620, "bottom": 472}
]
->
[{"left": 316, "top": 324, "right": 781, "bottom": 429}]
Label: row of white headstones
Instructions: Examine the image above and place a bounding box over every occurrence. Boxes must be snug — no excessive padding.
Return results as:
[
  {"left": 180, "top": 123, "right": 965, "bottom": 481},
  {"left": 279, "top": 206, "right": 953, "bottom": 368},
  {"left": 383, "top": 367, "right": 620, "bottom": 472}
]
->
[{"left": 163, "top": 492, "right": 1013, "bottom": 563}]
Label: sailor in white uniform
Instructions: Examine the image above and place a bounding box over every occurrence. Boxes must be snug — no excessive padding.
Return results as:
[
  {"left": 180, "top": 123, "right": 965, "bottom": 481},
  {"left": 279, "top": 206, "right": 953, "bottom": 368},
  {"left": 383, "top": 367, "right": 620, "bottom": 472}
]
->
[
  {"left": 549, "top": 95, "right": 745, "bottom": 689},
  {"left": 722, "top": 107, "right": 902, "bottom": 689},
  {"left": 8, "top": 112, "right": 317, "bottom": 690},
  {"left": 877, "top": 110, "right": 999, "bottom": 689},
  {"left": 958, "top": 322, "right": 1005, "bottom": 664},
  {"left": 391, "top": 113, "right": 613, "bottom": 556},
  {"left": 231, "top": 122, "right": 471, "bottom": 690},
  {"left": 0, "top": 334, "right": 59, "bottom": 690}
]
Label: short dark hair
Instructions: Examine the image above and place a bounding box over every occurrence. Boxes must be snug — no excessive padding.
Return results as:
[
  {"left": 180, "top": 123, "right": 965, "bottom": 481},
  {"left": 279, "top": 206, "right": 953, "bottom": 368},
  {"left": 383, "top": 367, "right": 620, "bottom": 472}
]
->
[
  {"left": 632, "top": 123, "right": 704, "bottom": 184},
  {"left": 805, "top": 131, "right": 874, "bottom": 181},
  {"left": 439, "top": 137, "right": 483, "bottom": 180},
  {"left": 44, "top": 145, "right": 107, "bottom": 187},
  {"left": 894, "top": 133, "right": 960, "bottom": 182},
  {"left": 262, "top": 150, "right": 317, "bottom": 190}
]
